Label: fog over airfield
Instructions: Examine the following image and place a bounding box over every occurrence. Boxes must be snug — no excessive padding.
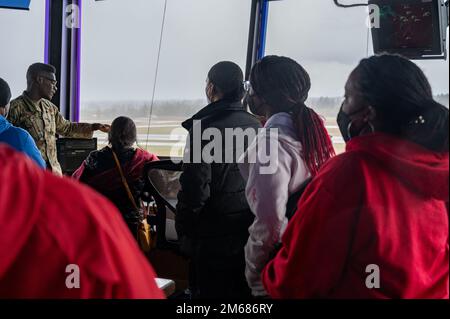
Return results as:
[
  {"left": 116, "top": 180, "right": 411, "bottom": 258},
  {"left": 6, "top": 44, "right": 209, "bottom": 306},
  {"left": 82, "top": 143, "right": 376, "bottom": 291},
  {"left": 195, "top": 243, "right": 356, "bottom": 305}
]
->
[{"left": 1, "top": 0, "right": 448, "bottom": 103}]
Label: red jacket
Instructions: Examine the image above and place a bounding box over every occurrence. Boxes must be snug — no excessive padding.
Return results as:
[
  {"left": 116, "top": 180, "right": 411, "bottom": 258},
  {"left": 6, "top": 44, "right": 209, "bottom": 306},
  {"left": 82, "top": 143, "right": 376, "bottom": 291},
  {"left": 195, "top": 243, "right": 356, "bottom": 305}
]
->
[
  {"left": 262, "top": 133, "right": 449, "bottom": 299},
  {"left": 72, "top": 147, "right": 159, "bottom": 219},
  {"left": 0, "top": 145, "right": 164, "bottom": 299}
]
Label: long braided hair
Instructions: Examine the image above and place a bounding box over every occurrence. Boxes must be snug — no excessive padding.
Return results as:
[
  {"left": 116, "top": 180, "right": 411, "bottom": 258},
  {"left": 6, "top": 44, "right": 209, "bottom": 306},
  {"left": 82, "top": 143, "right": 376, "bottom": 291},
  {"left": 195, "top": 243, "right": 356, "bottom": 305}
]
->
[
  {"left": 250, "top": 56, "right": 335, "bottom": 175},
  {"left": 355, "top": 54, "right": 449, "bottom": 152}
]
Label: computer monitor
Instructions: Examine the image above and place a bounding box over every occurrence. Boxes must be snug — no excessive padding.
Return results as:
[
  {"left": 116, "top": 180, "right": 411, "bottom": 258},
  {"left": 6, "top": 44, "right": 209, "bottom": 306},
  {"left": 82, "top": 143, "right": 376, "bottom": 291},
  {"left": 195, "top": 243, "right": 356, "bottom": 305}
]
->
[
  {"left": 370, "top": 0, "right": 448, "bottom": 59},
  {"left": 57, "top": 138, "right": 98, "bottom": 176}
]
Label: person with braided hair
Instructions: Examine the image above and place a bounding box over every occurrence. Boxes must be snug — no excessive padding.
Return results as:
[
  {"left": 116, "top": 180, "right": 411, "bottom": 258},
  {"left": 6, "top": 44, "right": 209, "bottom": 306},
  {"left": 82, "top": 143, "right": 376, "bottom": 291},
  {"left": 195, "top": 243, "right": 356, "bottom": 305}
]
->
[
  {"left": 239, "top": 55, "right": 335, "bottom": 297},
  {"left": 262, "top": 54, "right": 449, "bottom": 299}
]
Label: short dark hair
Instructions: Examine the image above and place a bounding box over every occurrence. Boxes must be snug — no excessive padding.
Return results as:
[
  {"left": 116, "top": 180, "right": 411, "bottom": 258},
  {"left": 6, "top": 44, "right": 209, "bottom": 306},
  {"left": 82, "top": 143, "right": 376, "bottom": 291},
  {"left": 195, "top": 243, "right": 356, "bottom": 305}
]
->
[
  {"left": 109, "top": 116, "right": 137, "bottom": 150},
  {"left": 26, "top": 63, "right": 56, "bottom": 82},
  {"left": 354, "top": 54, "right": 449, "bottom": 152},
  {"left": 208, "top": 61, "right": 245, "bottom": 102},
  {"left": 0, "top": 77, "right": 12, "bottom": 108}
]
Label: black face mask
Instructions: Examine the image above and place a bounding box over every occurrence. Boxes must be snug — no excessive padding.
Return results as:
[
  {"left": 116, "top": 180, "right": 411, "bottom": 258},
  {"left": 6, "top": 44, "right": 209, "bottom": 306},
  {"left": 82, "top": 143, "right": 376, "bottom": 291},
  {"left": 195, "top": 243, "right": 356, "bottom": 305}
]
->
[
  {"left": 337, "top": 105, "right": 366, "bottom": 142},
  {"left": 246, "top": 94, "right": 265, "bottom": 117}
]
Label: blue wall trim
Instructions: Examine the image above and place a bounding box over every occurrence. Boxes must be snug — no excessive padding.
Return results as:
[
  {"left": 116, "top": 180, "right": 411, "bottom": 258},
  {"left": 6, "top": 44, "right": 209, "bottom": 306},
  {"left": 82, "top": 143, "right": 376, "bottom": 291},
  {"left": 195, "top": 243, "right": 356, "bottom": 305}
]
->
[
  {"left": 257, "top": 0, "right": 270, "bottom": 60},
  {"left": 0, "top": 0, "right": 31, "bottom": 10}
]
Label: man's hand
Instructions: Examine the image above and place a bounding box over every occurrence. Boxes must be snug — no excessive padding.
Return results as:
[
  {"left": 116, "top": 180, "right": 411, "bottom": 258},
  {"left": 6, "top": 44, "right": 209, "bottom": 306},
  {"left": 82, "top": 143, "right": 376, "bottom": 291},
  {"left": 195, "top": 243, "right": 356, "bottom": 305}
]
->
[{"left": 92, "top": 123, "right": 111, "bottom": 133}]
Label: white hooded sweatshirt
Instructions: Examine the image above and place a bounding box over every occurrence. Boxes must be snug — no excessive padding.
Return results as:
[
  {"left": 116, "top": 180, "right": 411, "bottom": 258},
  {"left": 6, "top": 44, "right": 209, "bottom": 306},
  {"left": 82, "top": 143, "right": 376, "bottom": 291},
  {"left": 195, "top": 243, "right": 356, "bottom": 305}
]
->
[{"left": 239, "top": 112, "right": 310, "bottom": 296}]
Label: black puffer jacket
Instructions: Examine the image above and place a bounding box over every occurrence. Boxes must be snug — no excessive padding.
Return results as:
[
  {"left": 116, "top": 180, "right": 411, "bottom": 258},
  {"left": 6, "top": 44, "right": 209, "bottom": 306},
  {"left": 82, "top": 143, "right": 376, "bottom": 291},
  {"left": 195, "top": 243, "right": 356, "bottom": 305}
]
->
[{"left": 176, "top": 100, "right": 261, "bottom": 255}]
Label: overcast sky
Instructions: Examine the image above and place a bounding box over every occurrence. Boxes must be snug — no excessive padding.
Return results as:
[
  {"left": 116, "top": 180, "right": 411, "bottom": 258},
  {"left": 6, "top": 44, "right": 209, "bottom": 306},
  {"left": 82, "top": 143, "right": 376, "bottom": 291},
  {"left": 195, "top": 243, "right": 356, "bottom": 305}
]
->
[{"left": 0, "top": 0, "right": 448, "bottom": 104}]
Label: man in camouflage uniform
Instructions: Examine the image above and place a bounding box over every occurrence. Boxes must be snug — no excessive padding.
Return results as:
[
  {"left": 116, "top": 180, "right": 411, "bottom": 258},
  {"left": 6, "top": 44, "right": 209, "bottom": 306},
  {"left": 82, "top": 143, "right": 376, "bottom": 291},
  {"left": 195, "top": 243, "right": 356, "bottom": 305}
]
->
[{"left": 8, "top": 63, "right": 110, "bottom": 176}]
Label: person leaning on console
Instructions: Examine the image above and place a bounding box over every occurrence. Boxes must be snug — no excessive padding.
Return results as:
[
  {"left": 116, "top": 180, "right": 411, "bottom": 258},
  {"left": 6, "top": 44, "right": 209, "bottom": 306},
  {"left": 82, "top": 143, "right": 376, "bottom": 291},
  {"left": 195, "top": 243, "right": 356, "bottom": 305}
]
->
[{"left": 7, "top": 63, "right": 110, "bottom": 175}]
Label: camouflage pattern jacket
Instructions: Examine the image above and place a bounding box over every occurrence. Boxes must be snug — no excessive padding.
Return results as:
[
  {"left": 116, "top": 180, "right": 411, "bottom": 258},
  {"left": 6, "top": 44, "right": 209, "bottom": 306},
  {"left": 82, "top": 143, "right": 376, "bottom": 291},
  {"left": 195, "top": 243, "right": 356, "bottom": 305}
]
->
[{"left": 8, "top": 92, "right": 94, "bottom": 175}]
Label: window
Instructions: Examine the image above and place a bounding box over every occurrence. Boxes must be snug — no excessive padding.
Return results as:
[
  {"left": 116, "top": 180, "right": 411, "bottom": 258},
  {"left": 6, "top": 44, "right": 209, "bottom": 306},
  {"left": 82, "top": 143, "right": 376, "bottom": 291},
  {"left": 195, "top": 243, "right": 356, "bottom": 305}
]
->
[
  {"left": 265, "top": 0, "right": 449, "bottom": 154},
  {"left": 0, "top": 1, "right": 45, "bottom": 98},
  {"left": 80, "top": 0, "right": 251, "bottom": 156}
]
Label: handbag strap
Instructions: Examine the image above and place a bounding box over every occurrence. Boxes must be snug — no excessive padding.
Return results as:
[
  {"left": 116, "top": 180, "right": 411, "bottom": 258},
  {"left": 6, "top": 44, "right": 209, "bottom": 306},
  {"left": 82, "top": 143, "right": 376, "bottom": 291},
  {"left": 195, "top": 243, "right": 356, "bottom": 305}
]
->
[{"left": 112, "top": 150, "right": 140, "bottom": 211}]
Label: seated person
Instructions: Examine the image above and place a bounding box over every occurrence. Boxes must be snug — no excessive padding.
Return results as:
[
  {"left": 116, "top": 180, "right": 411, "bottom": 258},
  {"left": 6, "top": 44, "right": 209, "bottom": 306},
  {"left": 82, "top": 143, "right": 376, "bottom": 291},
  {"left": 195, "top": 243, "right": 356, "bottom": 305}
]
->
[
  {"left": 0, "top": 77, "right": 45, "bottom": 168},
  {"left": 0, "top": 145, "right": 164, "bottom": 298},
  {"left": 262, "top": 54, "right": 449, "bottom": 299},
  {"left": 73, "top": 116, "right": 159, "bottom": 237}
]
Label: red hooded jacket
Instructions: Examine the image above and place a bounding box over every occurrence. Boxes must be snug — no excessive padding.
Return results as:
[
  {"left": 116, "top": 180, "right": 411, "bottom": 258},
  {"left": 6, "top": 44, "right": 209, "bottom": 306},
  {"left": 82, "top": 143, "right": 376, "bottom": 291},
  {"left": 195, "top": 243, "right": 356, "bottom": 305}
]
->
[
  {"left": 262, "top": 133, "right": 449, "bottom": 299},
  {"left": 0, "top": 145, "right": 164, "bottom": 299}
]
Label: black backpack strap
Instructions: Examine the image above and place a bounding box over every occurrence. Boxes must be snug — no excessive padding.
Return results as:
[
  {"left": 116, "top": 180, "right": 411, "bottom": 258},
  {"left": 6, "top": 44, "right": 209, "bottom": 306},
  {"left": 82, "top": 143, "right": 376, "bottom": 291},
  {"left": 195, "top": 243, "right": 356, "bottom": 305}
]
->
[{"left": 285, "top": 177, "right": 313, "bottom": 220}]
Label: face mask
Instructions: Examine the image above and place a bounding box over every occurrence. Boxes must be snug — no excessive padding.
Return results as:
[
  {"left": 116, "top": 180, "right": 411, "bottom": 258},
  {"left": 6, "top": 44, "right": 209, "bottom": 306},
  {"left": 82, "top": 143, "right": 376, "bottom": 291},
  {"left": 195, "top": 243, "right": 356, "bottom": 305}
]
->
[
  {"left": 337, "top": 105, "right": 366, "bottom": 142},
  {"left": 205, "top": 82, "right": 215, "bottom": 104},
  {"left": 337, "top": 107, "right": 352, "bottom": 142},
  {"left": 247, "top": 95, "right": 265, "bottom": 117}
]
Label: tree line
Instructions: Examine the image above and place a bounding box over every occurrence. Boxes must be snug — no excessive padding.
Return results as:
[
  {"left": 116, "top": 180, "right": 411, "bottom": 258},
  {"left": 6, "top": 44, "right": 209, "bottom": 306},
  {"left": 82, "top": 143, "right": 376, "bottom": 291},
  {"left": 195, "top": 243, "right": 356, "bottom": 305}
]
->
[{"left": 80, "top": 94, "right": 449, "bottom": 120}]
